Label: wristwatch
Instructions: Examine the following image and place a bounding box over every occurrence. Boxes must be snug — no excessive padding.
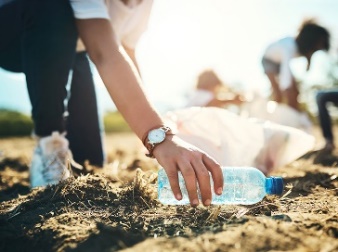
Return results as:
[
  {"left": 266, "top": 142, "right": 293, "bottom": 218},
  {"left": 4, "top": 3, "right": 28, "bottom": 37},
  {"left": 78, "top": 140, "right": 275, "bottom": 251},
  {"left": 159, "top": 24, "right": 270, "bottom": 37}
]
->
[{"left": 143, "top": 126, "right": 173, "bottom": 158}]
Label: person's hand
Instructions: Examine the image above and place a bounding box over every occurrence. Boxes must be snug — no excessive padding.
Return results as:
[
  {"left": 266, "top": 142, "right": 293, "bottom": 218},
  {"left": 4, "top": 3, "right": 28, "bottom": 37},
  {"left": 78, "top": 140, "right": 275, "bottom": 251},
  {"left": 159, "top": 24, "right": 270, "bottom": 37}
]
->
[
  {"left": 284, "top": 85, "right": 299, "bottom": 111},
  {"left": 153, "top": 135, "right": 224, "bottom": 207},
  {"left": 232, "top": 94, "right": 246, "bottom": 105},
  {"left": 273, "top": 89, "right": 283, "bottom": 103}
]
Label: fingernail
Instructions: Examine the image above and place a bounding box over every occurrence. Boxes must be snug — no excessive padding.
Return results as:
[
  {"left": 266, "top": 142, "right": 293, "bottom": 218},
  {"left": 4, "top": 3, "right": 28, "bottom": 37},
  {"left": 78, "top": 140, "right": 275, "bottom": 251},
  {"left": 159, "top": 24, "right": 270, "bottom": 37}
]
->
[
  {"left": 192, "top": 199, "right": 199, "bottom": 206},
  {"left": 217, "top": 187, "right": 223, "bottom": 195},
  {"left": 176, "top": 193, "right": 182, "bottom": 200},
  {"left": 204, "top": 199, "right": 211, "bottom": 206}
]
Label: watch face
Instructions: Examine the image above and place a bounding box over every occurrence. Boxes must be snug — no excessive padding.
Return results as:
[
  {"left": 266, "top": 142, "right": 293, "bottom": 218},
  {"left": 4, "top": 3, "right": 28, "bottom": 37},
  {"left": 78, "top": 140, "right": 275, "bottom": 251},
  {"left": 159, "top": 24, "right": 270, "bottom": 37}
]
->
[{"left": 148, "top": 128, "right": 166, "bottom": 144}]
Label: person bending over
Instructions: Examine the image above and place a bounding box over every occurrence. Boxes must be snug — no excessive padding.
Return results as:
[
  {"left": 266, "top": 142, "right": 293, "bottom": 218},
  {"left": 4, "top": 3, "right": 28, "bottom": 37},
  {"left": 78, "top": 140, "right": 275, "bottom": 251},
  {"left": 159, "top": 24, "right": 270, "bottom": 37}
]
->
[
  {"left": 262, "top": 20, "right": 330, "bottom": 111},
  {"left": 0, "top": 0, "right": 223, "bottom": 207}
]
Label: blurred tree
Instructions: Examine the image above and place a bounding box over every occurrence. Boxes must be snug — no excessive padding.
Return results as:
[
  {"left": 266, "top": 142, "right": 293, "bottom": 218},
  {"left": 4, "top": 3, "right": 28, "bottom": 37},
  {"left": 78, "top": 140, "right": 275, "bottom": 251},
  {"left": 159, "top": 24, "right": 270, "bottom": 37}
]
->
[{"left": 0, "top": 109, "right": 33, "bottom": 137}]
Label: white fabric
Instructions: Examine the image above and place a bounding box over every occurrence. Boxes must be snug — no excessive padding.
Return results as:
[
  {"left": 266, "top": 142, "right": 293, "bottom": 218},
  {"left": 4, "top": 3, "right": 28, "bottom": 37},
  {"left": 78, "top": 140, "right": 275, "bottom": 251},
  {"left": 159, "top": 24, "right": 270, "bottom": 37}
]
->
[
  {"left": 263, "top": 37, "right": 299, "bottom": 90},
  {"left": 70, "top": 0, "right": 154, "bottom": 49},
  {"left": 185, "top": 90, "right": 214, "bottom": 107},
  {"left": 107, "top": 0, "right": 154, "bottom": 48},
  {"left": 164, "top": 107, "right": 315, "bottom": 174},
  {"left": 70, "top": 0, "right": 110, "bottom": 20}
]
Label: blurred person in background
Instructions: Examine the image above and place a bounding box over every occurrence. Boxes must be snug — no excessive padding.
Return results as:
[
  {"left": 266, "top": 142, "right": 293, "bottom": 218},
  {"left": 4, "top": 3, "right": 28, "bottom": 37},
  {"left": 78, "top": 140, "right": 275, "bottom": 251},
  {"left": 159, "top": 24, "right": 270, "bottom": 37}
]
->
[
  {"left": 185, "top": 69, "right": 244, "bottom": 108},
  {"left": 261, "top": 20, "right": 330, "bottom": 111}
]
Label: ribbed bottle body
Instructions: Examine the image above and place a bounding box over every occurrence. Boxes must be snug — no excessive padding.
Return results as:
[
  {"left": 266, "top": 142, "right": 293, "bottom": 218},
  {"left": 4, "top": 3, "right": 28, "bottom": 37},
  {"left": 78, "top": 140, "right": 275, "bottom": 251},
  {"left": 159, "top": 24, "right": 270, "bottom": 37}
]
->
[{"left": 158, "top": 167, "right": 267, "bottom": 205}]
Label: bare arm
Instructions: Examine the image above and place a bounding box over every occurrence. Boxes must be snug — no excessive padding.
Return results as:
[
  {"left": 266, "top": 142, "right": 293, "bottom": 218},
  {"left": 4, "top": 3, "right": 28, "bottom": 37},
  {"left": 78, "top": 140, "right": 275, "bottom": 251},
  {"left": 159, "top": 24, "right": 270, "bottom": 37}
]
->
[
  {"left": 205, "top": 94, "right": 244, "bottom": 107},
  {"left": 75, "top": 19, "right": 223, "bottom": 206},
  {"left": 283, "top": 78, "right": 300, "bottom": 111},
  {"left": 305, "top": 52, "right": 313, "bottom": 71},
  {"left": 266, "top": 73, "right": 282, "bottom": 103},
  {"left": 76, "top": 19, "right": 157, "bottom": 139},
  {"left": 122, "top": 44, "right": 141, "bottom": 75}
]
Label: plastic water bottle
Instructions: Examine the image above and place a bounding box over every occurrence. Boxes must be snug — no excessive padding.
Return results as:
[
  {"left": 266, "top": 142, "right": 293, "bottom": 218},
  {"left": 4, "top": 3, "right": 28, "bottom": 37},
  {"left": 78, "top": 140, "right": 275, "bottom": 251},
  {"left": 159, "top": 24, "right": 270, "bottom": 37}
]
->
[{"left": 157, "top": 166, "right": 284, "bottom": 205}]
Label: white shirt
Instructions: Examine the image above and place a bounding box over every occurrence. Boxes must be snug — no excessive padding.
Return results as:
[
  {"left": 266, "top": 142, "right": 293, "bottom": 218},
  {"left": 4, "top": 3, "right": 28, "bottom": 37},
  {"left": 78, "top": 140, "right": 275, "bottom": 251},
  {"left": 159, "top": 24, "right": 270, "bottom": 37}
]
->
[
  {"left": 263, "top": 37, "right": 299, "bottom": 90},
  {"left": 71, "top": 0, "right": 153, "bottom": 49}
]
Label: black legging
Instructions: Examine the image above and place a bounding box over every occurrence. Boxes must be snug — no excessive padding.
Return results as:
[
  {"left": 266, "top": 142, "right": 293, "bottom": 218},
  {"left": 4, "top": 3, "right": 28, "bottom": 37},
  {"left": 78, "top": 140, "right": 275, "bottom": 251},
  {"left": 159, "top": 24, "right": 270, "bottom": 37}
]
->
[
  {"left": 67, "top": 52, "right": 104, "bottom": 167},
  {"left": 316, "top": 90, "right": 338, "bottom": 143},
  {"left": 0, "top": 0, "right": 104, "bottom": 166}
]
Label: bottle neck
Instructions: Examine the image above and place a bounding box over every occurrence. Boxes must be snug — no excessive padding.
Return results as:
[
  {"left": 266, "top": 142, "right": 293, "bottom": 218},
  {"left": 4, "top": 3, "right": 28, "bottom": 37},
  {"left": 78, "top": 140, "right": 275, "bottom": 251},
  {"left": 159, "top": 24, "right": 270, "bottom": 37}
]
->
[{"left": 265, "top": 177, "right": 284, "bottom": 195}]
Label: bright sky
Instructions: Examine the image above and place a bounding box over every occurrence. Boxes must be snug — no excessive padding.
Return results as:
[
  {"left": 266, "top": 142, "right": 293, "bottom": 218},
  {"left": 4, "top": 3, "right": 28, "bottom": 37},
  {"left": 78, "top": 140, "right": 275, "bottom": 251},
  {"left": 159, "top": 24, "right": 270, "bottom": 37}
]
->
[
  {"left": 1, "top": 0, "right": 338, "bottom": 113},
  {"left": 135, "top": 0, "right": 338, "bottom": 110}
]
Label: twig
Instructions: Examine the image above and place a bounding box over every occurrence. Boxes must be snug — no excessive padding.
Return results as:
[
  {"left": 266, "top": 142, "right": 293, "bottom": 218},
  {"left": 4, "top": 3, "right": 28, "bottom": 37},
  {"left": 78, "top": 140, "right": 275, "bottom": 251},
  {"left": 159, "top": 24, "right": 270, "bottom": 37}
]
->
[
  {"left": 140, "top": 196, "right": 151, "bottom": 209},
  {"left": 280, "top": 188, "right": 293, "bottom": 199},
  {"left": 205, "top": 206, "right": 221, "bottom": 222}
]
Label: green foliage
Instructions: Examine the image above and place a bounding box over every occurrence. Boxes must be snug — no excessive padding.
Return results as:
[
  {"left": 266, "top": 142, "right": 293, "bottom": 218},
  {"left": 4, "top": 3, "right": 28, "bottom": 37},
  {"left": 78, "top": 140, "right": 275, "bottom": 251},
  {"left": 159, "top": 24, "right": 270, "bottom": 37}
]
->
[
  {"left": 103, "top": 111, "right": 131, "bottom": 133},
  {"left": 0, "top": 109, "right": 33, "bottom": 137},
  {"left": 0, "top": 109, "right": 130, "bottom": 137}
]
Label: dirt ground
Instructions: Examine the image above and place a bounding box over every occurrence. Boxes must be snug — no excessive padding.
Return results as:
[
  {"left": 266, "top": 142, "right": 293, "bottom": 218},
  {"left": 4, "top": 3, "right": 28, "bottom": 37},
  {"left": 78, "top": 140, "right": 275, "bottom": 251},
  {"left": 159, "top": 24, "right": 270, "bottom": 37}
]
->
[{"left": 0, "top": 129, "right": 338, "bottom": 252}]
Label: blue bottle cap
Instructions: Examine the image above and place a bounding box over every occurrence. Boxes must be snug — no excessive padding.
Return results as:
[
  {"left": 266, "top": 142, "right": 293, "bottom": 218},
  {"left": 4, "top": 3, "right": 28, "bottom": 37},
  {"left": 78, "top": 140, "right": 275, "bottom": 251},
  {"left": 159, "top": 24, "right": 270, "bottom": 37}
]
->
[{"left": 265, "top": 177, "right": 284, "bottom": 195}]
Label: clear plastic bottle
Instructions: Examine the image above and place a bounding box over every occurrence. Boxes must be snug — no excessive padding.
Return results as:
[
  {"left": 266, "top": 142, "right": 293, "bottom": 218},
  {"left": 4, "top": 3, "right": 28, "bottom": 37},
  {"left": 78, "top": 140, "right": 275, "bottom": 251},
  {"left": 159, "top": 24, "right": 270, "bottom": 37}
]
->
[{"left": 157, "top": 166, "right": 284, "bottom": 205}]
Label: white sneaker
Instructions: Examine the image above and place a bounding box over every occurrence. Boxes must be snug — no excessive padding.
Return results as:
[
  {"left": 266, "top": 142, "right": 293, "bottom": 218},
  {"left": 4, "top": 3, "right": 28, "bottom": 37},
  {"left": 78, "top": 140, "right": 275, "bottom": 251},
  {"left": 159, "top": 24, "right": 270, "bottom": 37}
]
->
[{"left": 30, "top": 132, "right": 73, "bottom": 188}]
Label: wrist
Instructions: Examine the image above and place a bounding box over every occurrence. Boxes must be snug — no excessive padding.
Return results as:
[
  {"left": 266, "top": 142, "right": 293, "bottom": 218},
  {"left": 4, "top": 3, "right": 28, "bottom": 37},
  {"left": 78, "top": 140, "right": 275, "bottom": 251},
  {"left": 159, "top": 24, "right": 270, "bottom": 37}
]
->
[{"left": 142, "top": 125, "right": 174, "bottom": 158}]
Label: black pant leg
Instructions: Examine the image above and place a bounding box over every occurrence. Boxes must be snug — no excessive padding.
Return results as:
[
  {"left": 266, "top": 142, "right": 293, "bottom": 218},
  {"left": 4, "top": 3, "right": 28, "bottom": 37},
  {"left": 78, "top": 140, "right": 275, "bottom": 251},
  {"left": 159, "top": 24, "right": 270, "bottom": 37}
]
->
[
  {"left": 20, "top": 0, "right": 78, "bottom": 136},
  {"left": 0, "top": 1, "right": 22, "bottom": 72},
  {"left": 67, "top": 52, "right": 105, "bottom": 167},
  {"left": 316, "top": 90, "right": 338, "bottom": 142}
]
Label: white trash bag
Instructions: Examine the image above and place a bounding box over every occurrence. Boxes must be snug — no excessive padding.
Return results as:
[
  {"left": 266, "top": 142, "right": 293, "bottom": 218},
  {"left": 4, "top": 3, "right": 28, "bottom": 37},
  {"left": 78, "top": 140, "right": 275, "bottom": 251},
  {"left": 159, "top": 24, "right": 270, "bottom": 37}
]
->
[
  {"left": 241, "top": 95, "right": 313, "bottom": 133},
  {"left": 164, "top": 107, "right": 315, "bottom": 174}
]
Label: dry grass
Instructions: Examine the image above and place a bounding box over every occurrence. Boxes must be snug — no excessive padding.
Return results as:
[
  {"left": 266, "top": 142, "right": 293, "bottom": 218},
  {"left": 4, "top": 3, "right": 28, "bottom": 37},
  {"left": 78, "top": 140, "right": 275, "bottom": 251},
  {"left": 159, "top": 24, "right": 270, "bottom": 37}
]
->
[{"left": 0, "top": 131, "right": 338, "bottom": 251}]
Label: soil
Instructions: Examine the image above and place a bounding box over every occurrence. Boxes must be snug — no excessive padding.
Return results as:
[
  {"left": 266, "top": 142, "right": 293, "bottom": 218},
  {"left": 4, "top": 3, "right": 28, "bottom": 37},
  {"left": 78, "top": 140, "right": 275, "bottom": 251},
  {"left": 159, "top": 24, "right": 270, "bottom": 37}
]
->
[{"left": 0, "top": 130, "right": 338, "bottom": 252}]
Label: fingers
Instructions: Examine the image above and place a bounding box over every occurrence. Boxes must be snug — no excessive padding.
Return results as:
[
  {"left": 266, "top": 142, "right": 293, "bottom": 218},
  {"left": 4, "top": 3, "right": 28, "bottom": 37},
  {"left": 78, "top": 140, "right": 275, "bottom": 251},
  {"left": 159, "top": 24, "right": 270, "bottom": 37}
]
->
[
  {"left": 179, "top": 152, "right": 221, "bottom": 207},
  {"left": 155, "top": 137, "right": 223, "bottom": 207},
  {"left": 165, "top": 153, "right": 223, "bottom": 207},
  {"left": 166, "top": 168, "right": 183, "bottom": 201},
  {"left": 191, "top": 159, "right": 212, "bottom": 206},
  {"left": 179, "top": 161, "right": 199, "bottom": 207},
  {"left": 203, "top": 154, "right": 224, "bottom": 195}
]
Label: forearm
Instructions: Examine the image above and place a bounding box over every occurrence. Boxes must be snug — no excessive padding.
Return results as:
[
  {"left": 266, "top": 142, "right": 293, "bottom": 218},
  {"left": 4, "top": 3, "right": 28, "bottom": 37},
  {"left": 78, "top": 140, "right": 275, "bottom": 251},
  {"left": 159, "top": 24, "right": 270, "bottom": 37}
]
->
[
  {"left": 284, "top": 78, "right": 300, "bottom": 111},
  {"left": 206, "top": 99, "right": 233, "bottom": 107},
  {"left": 76, "top": 19, "right": 162, "bottom": 140},
  {"left": 266, "top": 73, "right": 282, "bottom": 103},
  {"left": 95, "top": 50, "right": 163, "bottom": 139},
  {"left": 123, "top": 45, "right": 141, "bottom": 75},
  {"left": 306, "top": 54, "right": 312, "bottom": 71}
]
